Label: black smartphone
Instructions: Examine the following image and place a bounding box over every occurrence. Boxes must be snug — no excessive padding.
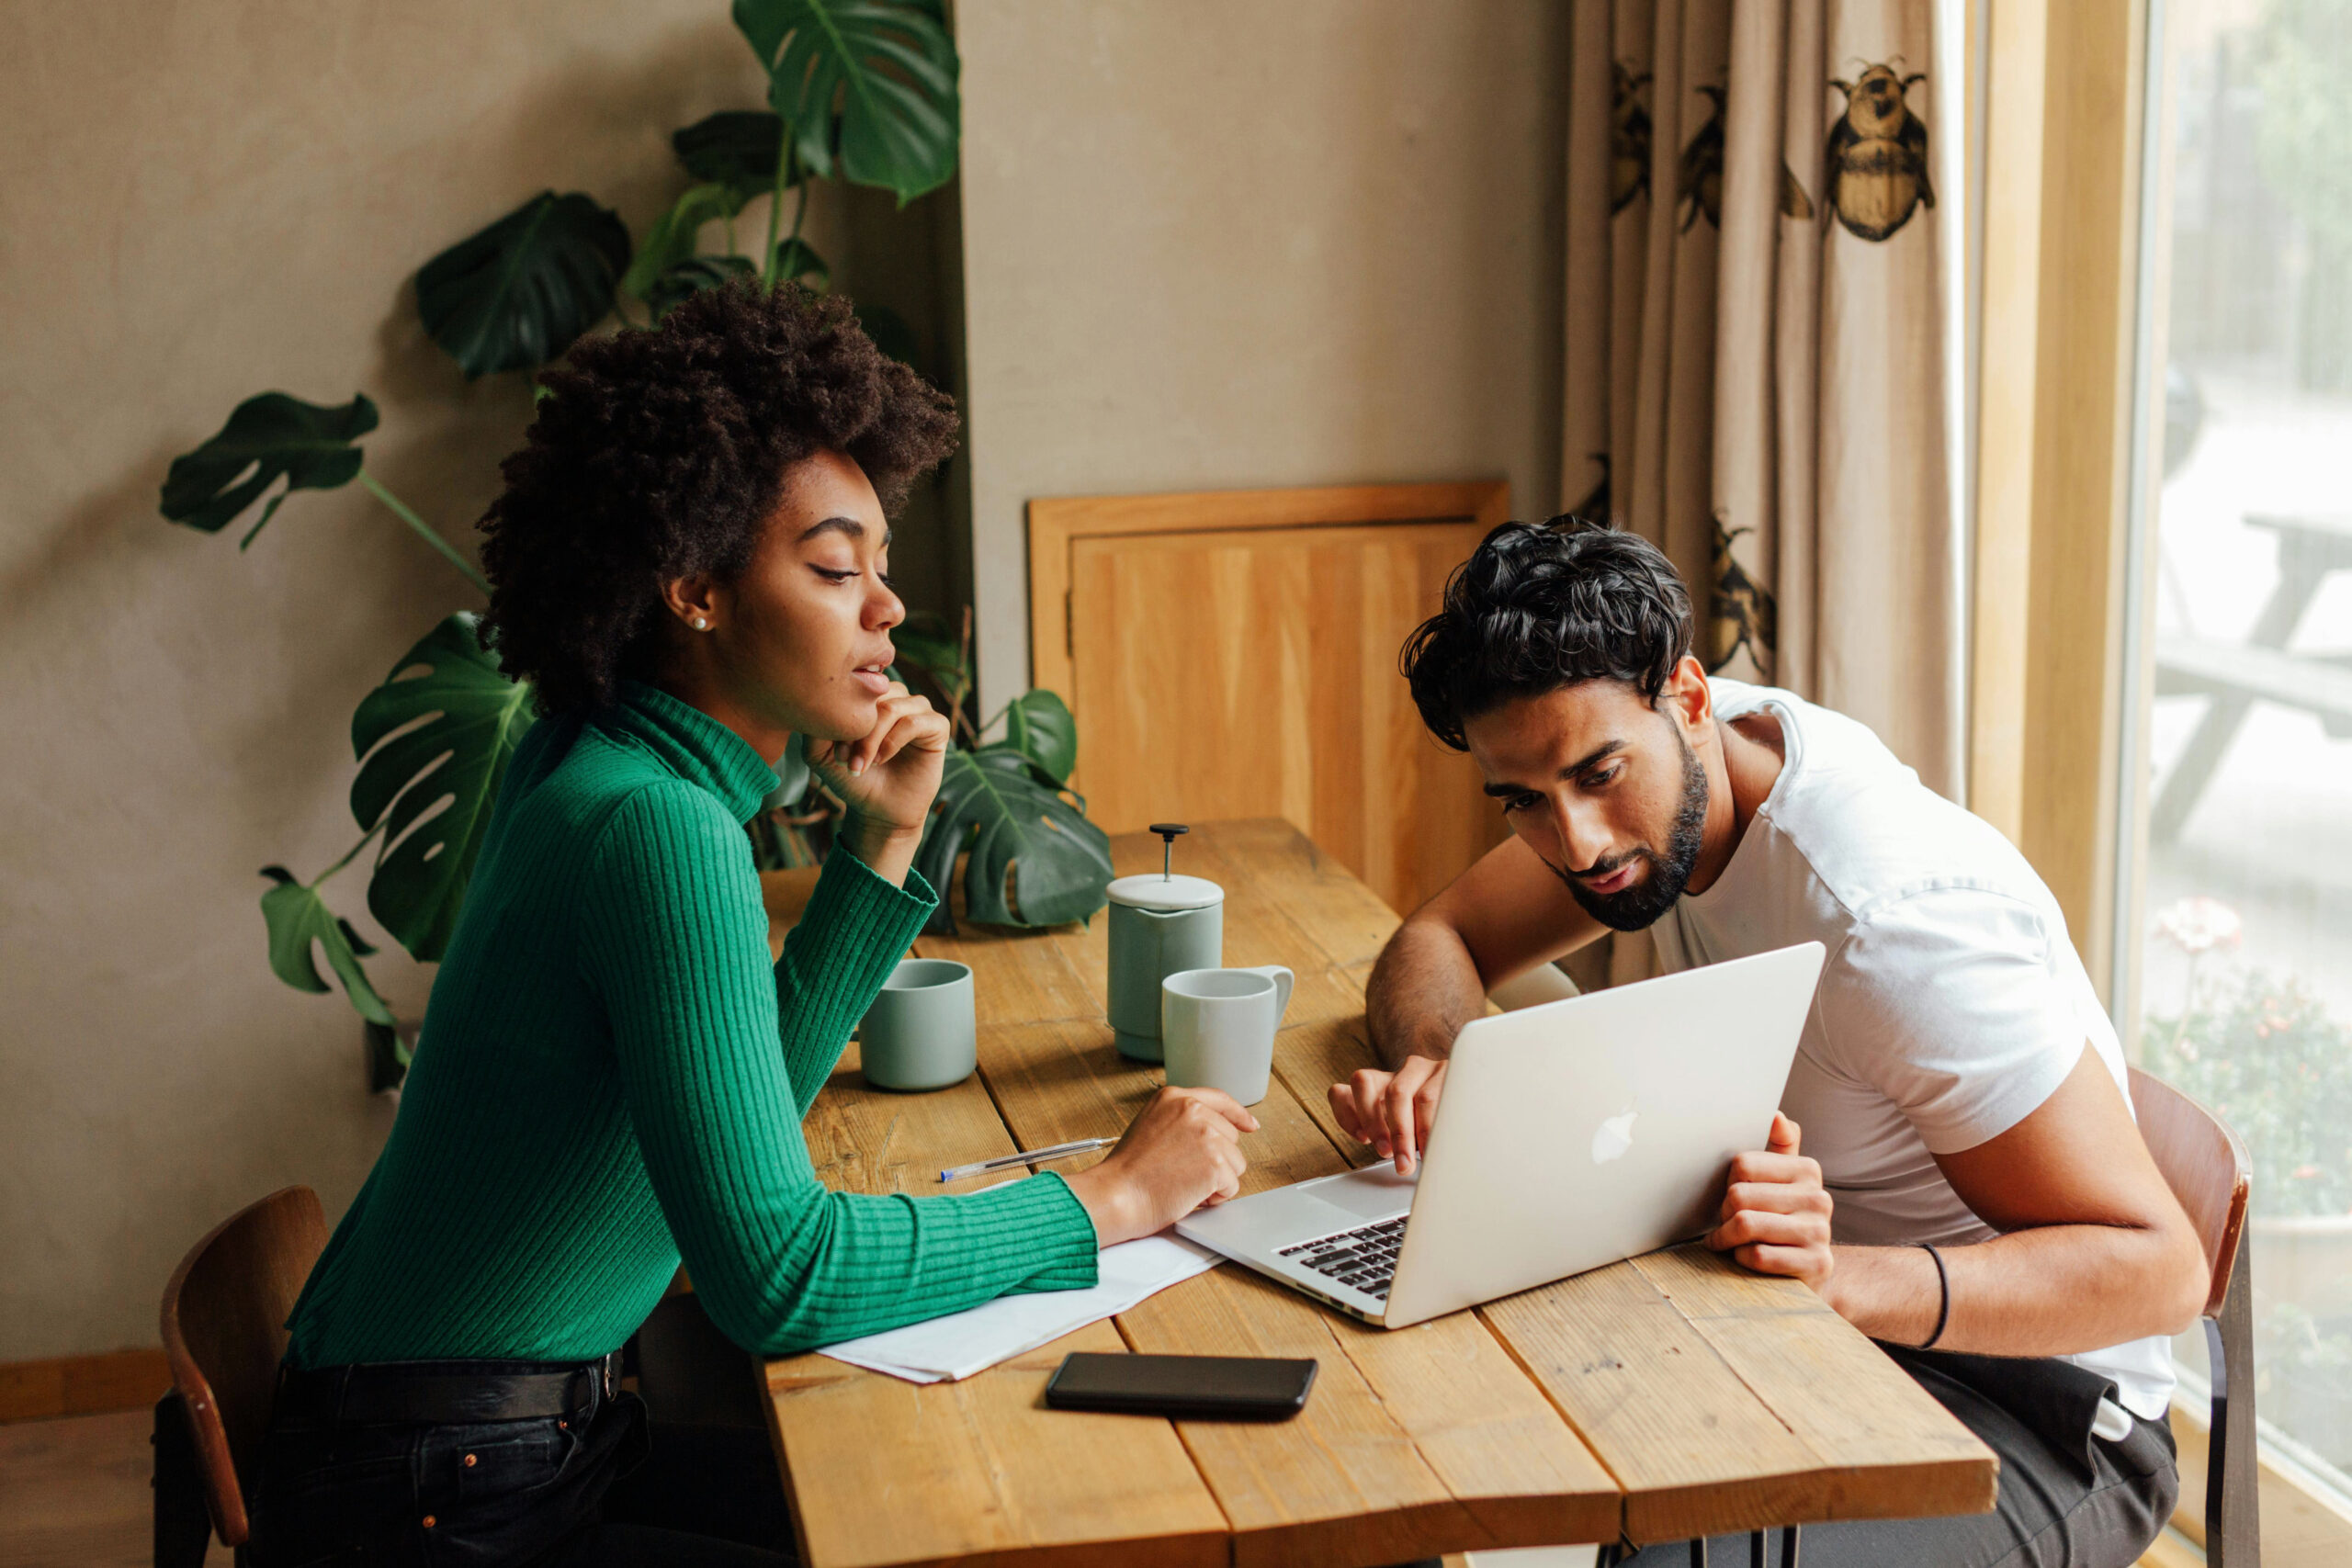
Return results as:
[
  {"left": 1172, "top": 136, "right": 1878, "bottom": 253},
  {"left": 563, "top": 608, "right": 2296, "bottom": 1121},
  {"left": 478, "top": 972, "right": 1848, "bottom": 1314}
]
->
[{"left": 1044, "top": 1351, "right": 1317, "bottom": 1420}]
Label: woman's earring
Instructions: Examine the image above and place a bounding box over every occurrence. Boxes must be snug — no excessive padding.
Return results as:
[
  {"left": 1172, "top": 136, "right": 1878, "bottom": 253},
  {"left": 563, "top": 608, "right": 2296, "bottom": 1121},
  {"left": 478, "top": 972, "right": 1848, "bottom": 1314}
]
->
[{"left": 690, "top": 616, "right": 710, "bottom": 631}]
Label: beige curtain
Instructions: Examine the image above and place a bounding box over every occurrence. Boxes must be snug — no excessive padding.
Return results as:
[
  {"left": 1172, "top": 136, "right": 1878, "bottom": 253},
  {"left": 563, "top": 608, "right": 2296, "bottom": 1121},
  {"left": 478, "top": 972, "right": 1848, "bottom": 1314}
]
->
[{"left": 1561, "top": 0, "right": 1955, "bottom": 984}]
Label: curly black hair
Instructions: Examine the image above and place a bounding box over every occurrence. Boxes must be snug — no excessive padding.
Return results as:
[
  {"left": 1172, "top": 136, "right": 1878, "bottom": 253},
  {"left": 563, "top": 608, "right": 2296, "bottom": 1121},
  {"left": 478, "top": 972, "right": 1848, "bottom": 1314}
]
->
[
  {"left": 1401, "top": 516, "right": 1695, "bottom": 750},
  {"left": 478, "top": 279, "right": 959, "bottom": 714}
]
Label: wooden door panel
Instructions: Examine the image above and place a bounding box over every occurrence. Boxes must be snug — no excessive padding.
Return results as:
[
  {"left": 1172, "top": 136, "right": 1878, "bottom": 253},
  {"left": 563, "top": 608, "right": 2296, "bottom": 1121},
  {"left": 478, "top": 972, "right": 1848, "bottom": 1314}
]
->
[{"left": 1060, "top": 520, "right": 1501, "bottom": 917}]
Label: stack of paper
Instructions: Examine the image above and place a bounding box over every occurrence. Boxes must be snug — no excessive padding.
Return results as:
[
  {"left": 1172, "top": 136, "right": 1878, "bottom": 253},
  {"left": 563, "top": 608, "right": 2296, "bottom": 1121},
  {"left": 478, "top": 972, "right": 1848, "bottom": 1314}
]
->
[{"left": 818, "top": 1235, "right": 1221, "bottom": 1383}]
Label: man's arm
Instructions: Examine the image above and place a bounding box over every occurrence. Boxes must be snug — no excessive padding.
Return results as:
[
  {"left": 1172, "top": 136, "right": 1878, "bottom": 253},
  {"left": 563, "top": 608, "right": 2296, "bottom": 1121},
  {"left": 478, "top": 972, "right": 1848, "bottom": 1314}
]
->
[
  {"left": 1715, "top": 1049, "right": 2210, "bottom": 1354},
  {"left": 1367, "top": 832, "right": 1603, "bottom": 1063},
  {"left": 1340, "top": 834, "right": 1604, "bottom": 1170}
]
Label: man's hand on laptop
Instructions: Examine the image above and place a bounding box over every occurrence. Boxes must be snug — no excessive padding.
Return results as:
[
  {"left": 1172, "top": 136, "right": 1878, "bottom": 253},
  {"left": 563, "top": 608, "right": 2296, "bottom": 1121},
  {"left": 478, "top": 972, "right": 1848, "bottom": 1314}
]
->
[
  {"left": 1704, "top": 1112, "right": 1835, "bottom": 1289},
  {"left": 1330, "top": 1055, "right": 1448, "bottom": 1176}
]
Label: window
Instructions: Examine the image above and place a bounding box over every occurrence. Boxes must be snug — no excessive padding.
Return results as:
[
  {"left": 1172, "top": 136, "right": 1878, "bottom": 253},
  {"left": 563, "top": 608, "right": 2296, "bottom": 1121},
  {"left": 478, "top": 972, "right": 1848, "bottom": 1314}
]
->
[{"left": 2119, "top": 0, "right": 2352, "bottom": 1493}]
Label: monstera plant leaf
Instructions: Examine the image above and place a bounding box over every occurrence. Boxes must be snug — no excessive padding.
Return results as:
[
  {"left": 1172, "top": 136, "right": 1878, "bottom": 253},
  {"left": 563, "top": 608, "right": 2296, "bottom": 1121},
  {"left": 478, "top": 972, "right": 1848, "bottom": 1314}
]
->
[
  {"left": 913, "top": 744, "right": 1111, "bottom": 933},
  {"left": 641, "top": 254, "right": 756, "bottom": 320},
  {"left": 159, "top": 392, "right": 378, "bottom": 546},
  {"left": 416, "top": 191, "right": 630, "bottom": 378},
  {"left": 620, "top": 182, "right": 746, "bottom": 301},
  {"left": 771, "top": 237, "right": 831, "bottom": 291},
  {"left": 258, "top": 867, "right": 396, "bottom": 1026},
  {"left": 997, "top": 689, "right": 1077, "bottom": 785},
  {"left": 732, "top": 0, "right": 960, "bottom": 204},
  {"left": 673, "top": 109, "right": 800, "bottom": 200},
  {"left": 349, "top": 613, "right": 535, "bottom": 962}
]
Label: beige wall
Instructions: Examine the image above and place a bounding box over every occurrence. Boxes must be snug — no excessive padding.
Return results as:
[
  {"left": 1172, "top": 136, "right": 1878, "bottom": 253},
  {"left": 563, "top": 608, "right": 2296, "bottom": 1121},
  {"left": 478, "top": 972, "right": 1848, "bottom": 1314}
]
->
[
  {"left": 0, "top": 2, "right": 942, "bottom": 1360},
  {"left": 956, "top": 0, "right": 1570, "bottom": 712}
]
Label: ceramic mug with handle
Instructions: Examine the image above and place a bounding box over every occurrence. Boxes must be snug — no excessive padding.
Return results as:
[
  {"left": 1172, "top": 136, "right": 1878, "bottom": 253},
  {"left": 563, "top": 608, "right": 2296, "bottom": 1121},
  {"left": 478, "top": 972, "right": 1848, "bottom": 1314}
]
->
[{"left": 1159, "top": 965, "right": 1295, "bottom": 1106}]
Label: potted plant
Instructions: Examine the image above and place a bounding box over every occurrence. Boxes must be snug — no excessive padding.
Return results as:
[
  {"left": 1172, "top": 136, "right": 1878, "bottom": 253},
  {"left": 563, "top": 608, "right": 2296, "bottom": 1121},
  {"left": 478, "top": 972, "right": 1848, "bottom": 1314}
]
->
[{"left": 156, "top": 0, "right": 1113, "bottom": 1091}]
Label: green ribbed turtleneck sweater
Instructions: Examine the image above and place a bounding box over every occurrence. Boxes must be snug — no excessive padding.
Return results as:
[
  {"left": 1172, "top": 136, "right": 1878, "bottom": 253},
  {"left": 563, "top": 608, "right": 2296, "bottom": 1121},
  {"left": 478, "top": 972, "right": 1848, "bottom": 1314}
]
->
[{"left": 284, "top": 681, "right": 1099, "bottom": 1368}]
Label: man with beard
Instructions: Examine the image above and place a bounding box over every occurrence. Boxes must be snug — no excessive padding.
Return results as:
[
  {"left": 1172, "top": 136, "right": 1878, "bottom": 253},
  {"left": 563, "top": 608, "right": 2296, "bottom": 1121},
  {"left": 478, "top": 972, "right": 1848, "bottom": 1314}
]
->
[{"left": 1331, "top": 518, "right": 2206, "bottom": 1566}]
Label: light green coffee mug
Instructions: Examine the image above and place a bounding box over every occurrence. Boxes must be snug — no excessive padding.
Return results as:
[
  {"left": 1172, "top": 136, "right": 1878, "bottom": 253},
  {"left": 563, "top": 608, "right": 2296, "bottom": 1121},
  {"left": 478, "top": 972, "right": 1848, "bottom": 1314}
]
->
[
  {"left": 1160, "top": 965, "right": 1295, "bottom": 1105},
  {"left": 857, "top": 958, "right": 976, "bottom": 1092}
]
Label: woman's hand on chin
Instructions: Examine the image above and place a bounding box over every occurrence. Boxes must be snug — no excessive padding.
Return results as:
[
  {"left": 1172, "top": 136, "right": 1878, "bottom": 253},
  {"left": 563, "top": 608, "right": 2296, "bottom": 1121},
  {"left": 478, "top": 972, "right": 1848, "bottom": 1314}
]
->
[{"left": 805, "top": 682, "right": 948, "bottom": 885}]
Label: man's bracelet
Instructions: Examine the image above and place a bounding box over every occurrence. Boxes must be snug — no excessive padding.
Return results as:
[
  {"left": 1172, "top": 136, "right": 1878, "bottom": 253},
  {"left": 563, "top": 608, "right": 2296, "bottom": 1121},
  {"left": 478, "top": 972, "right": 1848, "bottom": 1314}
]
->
[{"left": 1916, "top": 1242, "right": 1951, "bottom": 1350}]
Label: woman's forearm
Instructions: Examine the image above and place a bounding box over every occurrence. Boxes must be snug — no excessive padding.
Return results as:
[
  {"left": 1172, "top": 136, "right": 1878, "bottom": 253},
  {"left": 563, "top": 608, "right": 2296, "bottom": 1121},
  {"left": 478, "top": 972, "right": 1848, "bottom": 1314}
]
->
[
  {"left": 842, "top": 815, "right": 926, "bottom": 888},
  {"left": 775, "top": 837, "right": 937, "bottom": 1115}
]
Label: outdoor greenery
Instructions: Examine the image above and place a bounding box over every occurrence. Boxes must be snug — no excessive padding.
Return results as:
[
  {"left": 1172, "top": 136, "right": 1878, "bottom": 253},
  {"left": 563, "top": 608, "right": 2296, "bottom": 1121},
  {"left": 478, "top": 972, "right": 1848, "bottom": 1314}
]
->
[
  {"left": 2144, "top": 968, "right": 2352, "bottom": 1219},
  {"left": 2253, "top": 0, "right": 2352, "bottom": 388},
  {"left": 155, "top": 0, "right": 1113, "bottom": 1089},
  {"left": 2143, "top": 952, "right": 2352, "bottom": 1461}
]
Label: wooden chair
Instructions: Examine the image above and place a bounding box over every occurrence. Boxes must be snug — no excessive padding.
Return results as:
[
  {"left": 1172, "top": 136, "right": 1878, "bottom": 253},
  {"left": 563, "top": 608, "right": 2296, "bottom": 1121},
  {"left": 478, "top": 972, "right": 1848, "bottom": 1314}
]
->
[
  {"left": 2129, "top": 1067, "right": 2258, "bottom": 1568},
  {"left": 157, "top": 1185, "right": 329, "bottom": 1562}
]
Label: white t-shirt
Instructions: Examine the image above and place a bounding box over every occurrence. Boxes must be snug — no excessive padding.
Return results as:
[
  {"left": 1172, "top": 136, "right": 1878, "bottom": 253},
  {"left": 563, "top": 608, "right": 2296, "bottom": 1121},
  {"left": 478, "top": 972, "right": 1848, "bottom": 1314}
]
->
[{"left": 1645, "top": 679, "right": 2174, "bottom": 1419}]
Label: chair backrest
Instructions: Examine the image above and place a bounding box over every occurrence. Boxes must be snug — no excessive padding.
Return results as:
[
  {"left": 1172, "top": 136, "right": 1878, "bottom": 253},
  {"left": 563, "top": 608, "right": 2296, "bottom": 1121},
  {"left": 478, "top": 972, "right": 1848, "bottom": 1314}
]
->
[
  {"left": 2129, "top": 1066, "right": 2252, "bottom": 1320},
  {"left": 160, "top": 1186, "right": 328, "bottom": 1547}
]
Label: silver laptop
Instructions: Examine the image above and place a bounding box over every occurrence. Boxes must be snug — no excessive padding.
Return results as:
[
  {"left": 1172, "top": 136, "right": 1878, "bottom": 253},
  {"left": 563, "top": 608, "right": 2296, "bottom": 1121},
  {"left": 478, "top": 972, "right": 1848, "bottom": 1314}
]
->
[{"left": 1176, "top": 942, "right": 1826, "bottom": 1328}]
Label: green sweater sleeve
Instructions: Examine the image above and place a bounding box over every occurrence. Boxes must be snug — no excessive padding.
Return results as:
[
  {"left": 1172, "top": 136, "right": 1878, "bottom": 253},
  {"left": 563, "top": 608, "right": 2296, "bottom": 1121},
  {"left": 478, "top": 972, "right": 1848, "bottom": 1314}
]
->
[
  {"left": 579, "top": 783, "right": 1099, "bottom": 1354},
  {"left": 773, "top": 841, "right": 933, "bottom": 1118}
]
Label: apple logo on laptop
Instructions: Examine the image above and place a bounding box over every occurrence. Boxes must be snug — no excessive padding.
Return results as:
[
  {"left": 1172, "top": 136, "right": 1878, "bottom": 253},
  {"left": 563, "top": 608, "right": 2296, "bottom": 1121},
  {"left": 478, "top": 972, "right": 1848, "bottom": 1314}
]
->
[{"left": 1591, "top": 1105, "right": 1638, "bottom": 1165}]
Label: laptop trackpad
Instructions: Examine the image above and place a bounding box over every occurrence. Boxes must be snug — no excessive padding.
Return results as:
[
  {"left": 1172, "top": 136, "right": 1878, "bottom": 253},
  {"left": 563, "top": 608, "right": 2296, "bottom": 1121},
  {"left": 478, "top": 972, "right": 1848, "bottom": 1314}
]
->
[{"left": 1314, "top": 1163, "right": 1417, "bottom": 1219}]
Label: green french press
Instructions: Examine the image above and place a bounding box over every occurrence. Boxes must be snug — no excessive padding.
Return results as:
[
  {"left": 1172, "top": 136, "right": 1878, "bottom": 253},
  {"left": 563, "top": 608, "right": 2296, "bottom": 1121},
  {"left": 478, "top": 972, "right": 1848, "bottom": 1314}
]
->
[{"left": 1105, "top": 824, "right": 1225, "bottom": 1062}]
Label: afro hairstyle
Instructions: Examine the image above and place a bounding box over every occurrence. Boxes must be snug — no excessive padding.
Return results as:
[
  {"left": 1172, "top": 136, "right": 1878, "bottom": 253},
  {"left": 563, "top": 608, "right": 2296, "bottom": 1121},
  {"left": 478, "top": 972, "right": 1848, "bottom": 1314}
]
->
[{"left": 478, "top": 279, "right": 958, "bottom": 715}]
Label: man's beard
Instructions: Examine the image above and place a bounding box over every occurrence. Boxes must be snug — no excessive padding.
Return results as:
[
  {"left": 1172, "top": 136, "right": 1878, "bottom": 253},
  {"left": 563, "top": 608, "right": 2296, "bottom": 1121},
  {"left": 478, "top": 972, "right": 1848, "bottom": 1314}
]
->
[{"left": 1546, "top": 729, "right": 1709, "bottom": 931}]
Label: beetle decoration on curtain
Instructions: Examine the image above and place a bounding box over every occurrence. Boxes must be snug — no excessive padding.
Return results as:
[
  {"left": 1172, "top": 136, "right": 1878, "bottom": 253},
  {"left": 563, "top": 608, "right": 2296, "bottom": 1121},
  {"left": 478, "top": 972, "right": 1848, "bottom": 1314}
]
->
[{"left": 1560, "top": 0, "right": 1957, "bottom": 799}]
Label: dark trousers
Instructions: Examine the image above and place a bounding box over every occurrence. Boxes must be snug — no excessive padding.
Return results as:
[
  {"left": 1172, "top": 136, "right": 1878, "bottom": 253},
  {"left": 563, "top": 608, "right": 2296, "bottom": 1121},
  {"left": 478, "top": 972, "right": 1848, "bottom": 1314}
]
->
[
  {"left": 245, "top": 1361, "right": 795, "bottom": 1567},
  {"left": 1617, "top": 1347, "right": 2179, "bottom": 1567}
]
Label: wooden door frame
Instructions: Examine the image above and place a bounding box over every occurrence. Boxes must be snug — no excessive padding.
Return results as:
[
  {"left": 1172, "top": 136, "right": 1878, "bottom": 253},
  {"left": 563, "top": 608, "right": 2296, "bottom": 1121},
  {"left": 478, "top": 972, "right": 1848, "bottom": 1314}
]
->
[
  {"left": 1968, "top": 0, "right": 2150, "bottom": 1000},
  {"left": 1025, "top": 480, "right": 1511, "bottom": 700}
]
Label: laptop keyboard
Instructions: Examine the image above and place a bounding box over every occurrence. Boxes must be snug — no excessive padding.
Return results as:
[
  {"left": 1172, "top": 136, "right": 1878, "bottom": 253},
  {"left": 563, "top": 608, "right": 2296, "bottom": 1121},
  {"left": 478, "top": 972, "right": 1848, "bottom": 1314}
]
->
[{"left": 1276, "top": 1216, "right": 1407, "bottom": 1300}]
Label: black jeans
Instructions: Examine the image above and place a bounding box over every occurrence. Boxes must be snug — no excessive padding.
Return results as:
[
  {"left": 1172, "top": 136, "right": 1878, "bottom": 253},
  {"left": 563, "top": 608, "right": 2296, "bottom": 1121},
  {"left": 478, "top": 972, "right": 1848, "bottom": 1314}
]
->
[
  {"left": 1616, "top": 1347, "right": 2179, "bottom": 1567},
  {"left": 246, "top": 1359, "right": 794, "bottom": 1567}
]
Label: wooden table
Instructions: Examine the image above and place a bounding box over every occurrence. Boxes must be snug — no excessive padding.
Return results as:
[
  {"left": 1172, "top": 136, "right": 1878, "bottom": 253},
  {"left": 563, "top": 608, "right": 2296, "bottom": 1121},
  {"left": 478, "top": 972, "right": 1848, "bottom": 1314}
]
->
[{"left": 759, "top": 820, "right": 1996, "bottom": 1567}]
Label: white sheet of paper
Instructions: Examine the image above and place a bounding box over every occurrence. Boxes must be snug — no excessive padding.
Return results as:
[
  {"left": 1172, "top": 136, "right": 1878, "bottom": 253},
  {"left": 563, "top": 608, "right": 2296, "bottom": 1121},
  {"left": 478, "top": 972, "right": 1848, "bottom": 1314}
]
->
[{"left": 816, "top": 1235, "right": 1220, "bottom": 1383}]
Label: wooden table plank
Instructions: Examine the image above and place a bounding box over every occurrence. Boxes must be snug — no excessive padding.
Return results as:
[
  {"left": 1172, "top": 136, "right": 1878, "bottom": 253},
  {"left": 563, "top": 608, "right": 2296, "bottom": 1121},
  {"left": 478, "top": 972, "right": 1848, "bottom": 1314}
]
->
[
  {"left": 1116, "top": 1256, "right": 1620, "bottom": 1565},
  {"left": 1629, "top": 1247, "right": 1998, "bottom": 1526},
  {"left": 1479, "top": 1257, "right": 1827, "bottom": 1544},
  {"left": 1185, "top": 817, "right": 1410, "bottom": 971},
  {"left": 1269, "top": 1012, "right": 1387, "bottom": 1172},
  {"left": 1324, "top": 1303, "right": 1621, "bottom": 1555},
  {"left": 766, "top": 1317, "right": 1227, "bottom": 1568},
  {"left": 772, "top": 1040, "right": 1229, "bottom": 1568},
  {"left": 1480, "top": 1247, "right": 2001, "bottom": 1545},
  {"left": 925, "top": 918, "right": 1103, "bottom": 1029},
  {"left": 801, "top": 1037, "right": 1026, "bottom": 1198},
  {"left": 1122, "top": 1267, "right": 1617, "bottom": 1567}
]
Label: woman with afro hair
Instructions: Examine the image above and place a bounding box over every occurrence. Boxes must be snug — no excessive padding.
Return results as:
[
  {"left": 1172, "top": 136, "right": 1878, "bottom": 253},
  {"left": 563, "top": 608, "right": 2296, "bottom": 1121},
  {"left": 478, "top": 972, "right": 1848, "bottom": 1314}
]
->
[{"left": 246, "top": 281, "right": 1256, "bottom": 1566}]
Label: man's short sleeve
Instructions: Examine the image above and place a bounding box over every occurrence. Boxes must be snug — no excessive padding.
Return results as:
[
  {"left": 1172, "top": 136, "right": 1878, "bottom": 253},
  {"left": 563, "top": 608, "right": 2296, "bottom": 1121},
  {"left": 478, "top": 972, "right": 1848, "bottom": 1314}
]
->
[{"left": 1815, "top": 886, "right": 2086, "bottom": 1155}]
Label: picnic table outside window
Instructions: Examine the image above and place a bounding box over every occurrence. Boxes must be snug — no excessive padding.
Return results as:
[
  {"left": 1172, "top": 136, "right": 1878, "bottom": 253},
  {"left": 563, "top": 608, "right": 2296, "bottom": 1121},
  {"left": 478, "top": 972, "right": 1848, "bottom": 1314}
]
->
[{"left": 2153, "top": 512, "right": 2352, "bottom": 841}]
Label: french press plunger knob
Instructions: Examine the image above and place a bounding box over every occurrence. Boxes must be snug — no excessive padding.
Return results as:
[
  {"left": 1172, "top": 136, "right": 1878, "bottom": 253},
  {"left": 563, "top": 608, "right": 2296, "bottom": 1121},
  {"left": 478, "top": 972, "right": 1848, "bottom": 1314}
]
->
[{"left": 1148, "top": 822, "right": 1188, "bottom": 880}]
